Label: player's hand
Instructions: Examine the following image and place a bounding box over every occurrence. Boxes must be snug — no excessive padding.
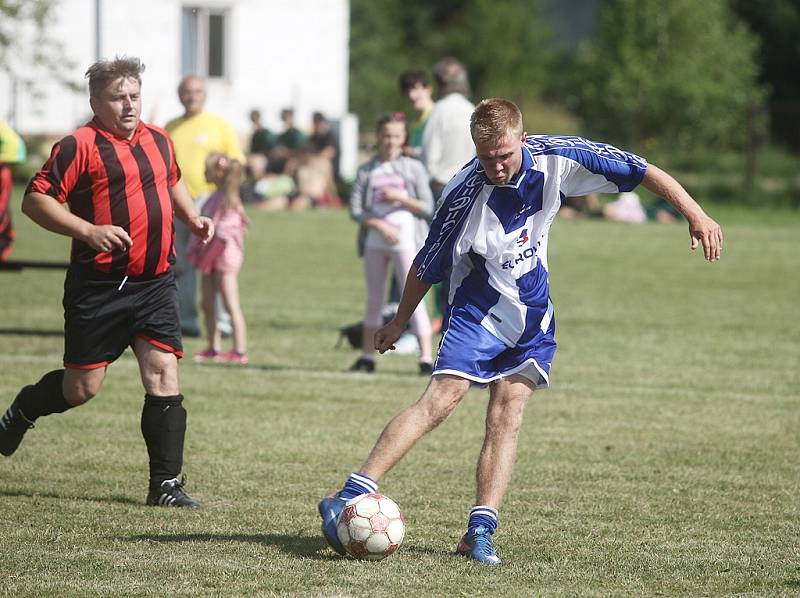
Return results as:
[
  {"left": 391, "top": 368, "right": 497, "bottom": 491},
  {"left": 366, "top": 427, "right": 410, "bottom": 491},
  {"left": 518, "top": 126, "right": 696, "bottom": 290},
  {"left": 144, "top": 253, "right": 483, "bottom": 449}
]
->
[
  {"left": 189, "top": 215, "right": 215, "bottom": 244},
  {"left": 85, "top": 224, "right": 133, "bottom": 253},
  {"left": 375, "top": 320, "right": 405, "bottom": 354},
  {"left": 688, "top": 212, "right": 723, "bottom": 262}
]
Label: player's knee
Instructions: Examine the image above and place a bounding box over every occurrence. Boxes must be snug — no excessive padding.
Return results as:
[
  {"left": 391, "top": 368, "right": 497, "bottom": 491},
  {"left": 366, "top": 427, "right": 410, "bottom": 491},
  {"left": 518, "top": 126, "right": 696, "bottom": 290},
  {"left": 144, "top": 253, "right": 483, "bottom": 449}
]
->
[
  {"left": 142, "top": 358, "right": 179, "bottom": 395},
  {"left": 417, "top": 380, "right": 468, "bottom": 425},
  {"left": 63, "top": 380, "right": 100, "bottom": 405}
]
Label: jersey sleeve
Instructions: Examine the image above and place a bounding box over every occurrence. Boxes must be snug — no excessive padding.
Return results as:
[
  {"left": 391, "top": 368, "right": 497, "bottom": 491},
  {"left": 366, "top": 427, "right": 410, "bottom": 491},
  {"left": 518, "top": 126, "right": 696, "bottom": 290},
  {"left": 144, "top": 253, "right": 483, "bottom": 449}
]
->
[
  {"left": 412, "top": 179, "right": 475, "bottom": 284},
  {"left": 530, "top": 136, "right": 647, "bottom": 197},
  {"left": 25, "top": 135, "right": 88, "bottom": 203}
]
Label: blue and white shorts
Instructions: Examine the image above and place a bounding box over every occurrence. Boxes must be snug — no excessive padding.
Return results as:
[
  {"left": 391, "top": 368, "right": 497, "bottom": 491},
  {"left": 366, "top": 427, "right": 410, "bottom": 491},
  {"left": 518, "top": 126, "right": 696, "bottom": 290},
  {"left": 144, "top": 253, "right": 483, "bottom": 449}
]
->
[{"left": 432, "top": 306, "right": 557, "bottom": 388}]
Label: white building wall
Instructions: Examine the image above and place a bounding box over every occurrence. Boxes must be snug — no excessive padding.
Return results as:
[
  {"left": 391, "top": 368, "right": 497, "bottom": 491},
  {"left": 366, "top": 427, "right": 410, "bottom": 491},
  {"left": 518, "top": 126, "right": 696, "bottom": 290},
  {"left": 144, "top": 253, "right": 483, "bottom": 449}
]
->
[{"left": 1, "top": 0, "right": 351, "bottom": 154}]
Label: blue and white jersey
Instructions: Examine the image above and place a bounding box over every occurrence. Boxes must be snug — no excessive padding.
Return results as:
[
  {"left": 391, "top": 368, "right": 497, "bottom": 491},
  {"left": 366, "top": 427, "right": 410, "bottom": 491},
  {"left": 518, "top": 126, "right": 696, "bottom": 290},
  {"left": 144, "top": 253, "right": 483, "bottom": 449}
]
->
[{"left": 414, "top": 135, "right": 647, "bottom": 349}]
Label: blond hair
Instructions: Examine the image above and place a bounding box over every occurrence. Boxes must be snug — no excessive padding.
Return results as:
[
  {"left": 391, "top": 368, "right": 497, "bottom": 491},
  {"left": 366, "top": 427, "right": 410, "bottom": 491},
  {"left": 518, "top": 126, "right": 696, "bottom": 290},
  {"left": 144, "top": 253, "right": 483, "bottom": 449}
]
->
[
  {"left": 85, "top": 56, "right": 145, "bottom": 98},
  {"left": 205, "top": 153, "right": 244, "bottom": 212},
  {"left": 470, "top": 98, "right": 524, "bottom": 145}
]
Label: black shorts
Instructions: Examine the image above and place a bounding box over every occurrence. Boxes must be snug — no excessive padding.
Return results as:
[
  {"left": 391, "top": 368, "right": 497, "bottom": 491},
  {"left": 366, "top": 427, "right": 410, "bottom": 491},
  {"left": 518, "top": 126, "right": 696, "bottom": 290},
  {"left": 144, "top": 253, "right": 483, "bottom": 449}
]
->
[{"left": 62, "top": 268, "right": 183, "bottom": 369}]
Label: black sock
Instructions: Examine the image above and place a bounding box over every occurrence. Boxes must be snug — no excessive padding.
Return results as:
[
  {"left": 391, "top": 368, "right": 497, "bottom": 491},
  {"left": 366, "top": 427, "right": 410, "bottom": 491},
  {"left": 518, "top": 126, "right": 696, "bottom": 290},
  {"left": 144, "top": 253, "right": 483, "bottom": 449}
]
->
[
  {"left": 17, "top": 370, "right": 73, "bottom": 421},
  {"left": 141, "top": 394, "right": 186, "bottom": 489}
]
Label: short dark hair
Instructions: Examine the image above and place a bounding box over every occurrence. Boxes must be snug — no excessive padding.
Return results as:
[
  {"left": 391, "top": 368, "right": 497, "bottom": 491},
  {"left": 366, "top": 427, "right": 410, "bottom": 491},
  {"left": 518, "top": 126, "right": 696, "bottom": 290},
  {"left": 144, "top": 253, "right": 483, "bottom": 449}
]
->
[
  {"left": 85, "top": 56, "right": 145, "bottom": 98},
  {"left": 375, "top": 111, "right": 406, "bottom": 133},
  {"left": 398, "top": 69, "right": 431, "bottom": 94}
]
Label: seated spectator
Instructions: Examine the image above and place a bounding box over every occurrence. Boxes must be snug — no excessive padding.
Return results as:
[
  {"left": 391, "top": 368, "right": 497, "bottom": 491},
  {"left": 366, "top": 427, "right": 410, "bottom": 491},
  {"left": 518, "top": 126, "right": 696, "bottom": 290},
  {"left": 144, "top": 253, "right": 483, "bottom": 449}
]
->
[
  {"left": 559, "top": 193, "right": 601, "bottom": 220},
  {"left": 272, "top": 108, "right": 306, "bottom": 163},
  {"left": 308, "top": 111, "right": 340, "bottom": 178},
  {"left": 248, "top": 109, "right": 277, "bottom": 158}
]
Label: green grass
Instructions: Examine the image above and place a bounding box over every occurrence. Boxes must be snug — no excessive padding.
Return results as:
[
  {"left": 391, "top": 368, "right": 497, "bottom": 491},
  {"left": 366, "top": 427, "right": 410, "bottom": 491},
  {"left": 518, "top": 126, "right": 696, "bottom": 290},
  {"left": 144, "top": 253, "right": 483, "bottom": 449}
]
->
[{"left": 1, "top": 193, "right": 798, "bottom": 596}]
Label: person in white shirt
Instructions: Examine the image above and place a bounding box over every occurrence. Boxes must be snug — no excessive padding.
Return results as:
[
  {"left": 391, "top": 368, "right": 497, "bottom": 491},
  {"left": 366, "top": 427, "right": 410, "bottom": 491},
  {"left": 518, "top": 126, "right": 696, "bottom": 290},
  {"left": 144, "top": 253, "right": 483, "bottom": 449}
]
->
[{"left": 421, "top": 57, "right": 476, "bottom": 203}]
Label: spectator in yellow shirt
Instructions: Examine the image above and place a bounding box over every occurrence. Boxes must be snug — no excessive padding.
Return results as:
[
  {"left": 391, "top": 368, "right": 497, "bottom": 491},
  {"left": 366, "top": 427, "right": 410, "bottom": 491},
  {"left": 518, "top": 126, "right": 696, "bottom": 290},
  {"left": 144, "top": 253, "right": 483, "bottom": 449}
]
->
[{"left": 166, "top": 76, "right": 245, "bottom": 337}]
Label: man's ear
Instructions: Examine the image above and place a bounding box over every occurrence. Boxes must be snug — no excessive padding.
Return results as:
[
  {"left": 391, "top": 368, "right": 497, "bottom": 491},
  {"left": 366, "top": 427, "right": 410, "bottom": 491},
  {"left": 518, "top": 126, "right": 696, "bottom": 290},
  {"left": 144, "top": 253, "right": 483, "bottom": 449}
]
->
[{"left": 520, "top": 131, "right": 527, "bottom": 142}]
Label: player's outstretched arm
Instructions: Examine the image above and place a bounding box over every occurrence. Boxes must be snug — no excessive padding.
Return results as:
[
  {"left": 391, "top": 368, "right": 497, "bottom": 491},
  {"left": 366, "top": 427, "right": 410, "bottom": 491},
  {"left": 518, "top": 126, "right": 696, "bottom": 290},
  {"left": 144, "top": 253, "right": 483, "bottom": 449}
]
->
[
  {"left": 375, "top": 264, "right": 432, "bottom": 353},
  {"left": 22, "top": 191, "right": 132, "bottom": 253},
  {"left": 641, "top": 164, "right": 723, "bottom": 262}
]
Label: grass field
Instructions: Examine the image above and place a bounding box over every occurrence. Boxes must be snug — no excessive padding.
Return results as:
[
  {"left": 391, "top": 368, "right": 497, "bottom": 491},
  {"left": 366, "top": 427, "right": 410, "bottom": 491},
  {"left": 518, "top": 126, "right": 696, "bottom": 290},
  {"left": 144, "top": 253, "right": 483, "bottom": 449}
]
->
[{"left": 1, "top": 196, "right": 798, "bottom": 596}]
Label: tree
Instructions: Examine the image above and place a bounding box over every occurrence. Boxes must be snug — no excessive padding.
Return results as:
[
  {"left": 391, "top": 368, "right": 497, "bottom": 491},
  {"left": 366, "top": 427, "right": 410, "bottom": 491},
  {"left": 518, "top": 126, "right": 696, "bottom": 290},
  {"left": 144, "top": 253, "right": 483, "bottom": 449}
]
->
[
  {"left": 569, "top": 0, "right": 765, "bottom": 151},
  {"left": 348, "top": 0, "right": 557, "bottom": 133},
  {"left": 0, "top": 0, "right": 77, "bottom": 124},
  {"left": 731, "top": 0, "right": 800, "bottom": 149}
]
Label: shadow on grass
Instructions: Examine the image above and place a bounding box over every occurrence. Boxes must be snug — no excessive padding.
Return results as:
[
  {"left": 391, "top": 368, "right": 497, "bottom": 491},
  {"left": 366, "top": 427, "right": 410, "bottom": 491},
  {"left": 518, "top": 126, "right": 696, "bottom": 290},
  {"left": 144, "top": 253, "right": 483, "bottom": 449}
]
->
[
  {"left": 126, "top": 532, "right": 446, "bottom": 560},
  {"left": 126, "top": 532, "right": 339, "bottom": 560},
  {"left": 0, "top": 488, "right": 140, "bottom": 506},
  {"left": 0, "top": 328, "right": 63, "bottom": 337}
]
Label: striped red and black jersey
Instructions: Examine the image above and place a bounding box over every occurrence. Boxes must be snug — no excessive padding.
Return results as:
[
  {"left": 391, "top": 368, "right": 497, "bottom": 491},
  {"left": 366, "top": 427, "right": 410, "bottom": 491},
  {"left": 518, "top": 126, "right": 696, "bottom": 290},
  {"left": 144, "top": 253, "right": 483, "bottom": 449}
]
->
[{"left": 26, "top": 118, "right": 182, "bottom": 279}]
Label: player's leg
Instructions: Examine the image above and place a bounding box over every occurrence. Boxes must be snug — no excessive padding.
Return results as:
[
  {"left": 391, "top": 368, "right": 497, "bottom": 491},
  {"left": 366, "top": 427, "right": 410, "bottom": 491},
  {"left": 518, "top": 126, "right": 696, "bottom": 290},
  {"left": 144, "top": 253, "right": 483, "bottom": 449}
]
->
[
  {"left": 361, "top": 374, "right": 471, "bottom": 479},
  {"left": 215, "top": 270, "right": 247, "bottom": 362},
  {"left": 132, "top": 273, "right": 198, "bottom": 508},
  {"left": 0, "top": 367, "right": 105, "bottom": 456},
  {"left": 457, "top": 374, "right": 535, "bottom": 565},
  {"left": 350, "top": 248, "right": 389, "bottom": 372},
  {"left": 319, "top": 374, "right": 471, "bottom": 553},
  {"left": 197, "top": 272, "right": 220, "bottom": 359},
  {"left": 391, "top": 247, "right": 433, "bottom": 372},
  {"left": 1, "top": 269, "right": 128, "bottom": 457},
  {"left": 132, "top": 337, "right": 199, "bottom": 508}
]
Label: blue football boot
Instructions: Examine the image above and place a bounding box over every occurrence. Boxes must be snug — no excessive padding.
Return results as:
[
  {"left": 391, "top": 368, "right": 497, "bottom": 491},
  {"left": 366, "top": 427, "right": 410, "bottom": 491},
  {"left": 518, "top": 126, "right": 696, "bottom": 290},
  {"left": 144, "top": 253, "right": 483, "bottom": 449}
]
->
[
  {"left": 318, "top": 493, "right": 347, "bottom": 555},
  {"left": 456, "top": 525, "right": 502, "bottom": 565}
]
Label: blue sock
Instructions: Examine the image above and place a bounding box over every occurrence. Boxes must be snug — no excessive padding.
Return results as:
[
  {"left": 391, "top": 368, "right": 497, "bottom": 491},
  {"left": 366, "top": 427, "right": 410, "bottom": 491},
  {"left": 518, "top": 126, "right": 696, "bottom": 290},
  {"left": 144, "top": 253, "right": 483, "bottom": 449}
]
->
[
  {"left": 468, "top": 505, "right": 498, "bottom": 534},
  {"left": 339, "top": 472, "right": 378, "bottom": 500}
]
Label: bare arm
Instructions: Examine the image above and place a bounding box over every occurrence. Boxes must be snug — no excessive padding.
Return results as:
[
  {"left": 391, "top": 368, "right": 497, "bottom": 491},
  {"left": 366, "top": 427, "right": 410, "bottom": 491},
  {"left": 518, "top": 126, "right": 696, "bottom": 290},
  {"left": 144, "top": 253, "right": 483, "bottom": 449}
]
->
[
  {"left": 641, "top": 164, "right": 723, "bottom": 262},
  {"left": 22, "top": 191, "right": 132, "bottom": 253},
  {"left": 169, "top": 178, "right": 214, "bottom": 243},
  {"left": 374, "top": 264, "right": 432, "bottom": 353}
]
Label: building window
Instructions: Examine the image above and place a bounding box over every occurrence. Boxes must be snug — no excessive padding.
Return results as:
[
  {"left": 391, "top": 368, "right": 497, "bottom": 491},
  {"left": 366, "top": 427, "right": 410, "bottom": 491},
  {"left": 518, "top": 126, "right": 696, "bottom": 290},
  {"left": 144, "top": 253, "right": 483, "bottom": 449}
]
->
[{"left": 181, "top": 6, "right": 229, "bottom": 78}]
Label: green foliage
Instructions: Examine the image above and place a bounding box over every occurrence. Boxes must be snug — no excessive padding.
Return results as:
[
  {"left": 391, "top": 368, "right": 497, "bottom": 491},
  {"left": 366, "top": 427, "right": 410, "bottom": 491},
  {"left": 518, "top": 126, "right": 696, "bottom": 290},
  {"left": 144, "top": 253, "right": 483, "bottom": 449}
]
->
[
  {"left": 349, "top": 0, "right": 555, "bottom": 127},
  {"left": 1, "top": 198, "right": 798, "bottom": 595},
  {"left": 0, "top": 0, "right": 78, "bottom": 98},
  {"left": 570, "top": 0, "right": 766, "bottom": 151}
]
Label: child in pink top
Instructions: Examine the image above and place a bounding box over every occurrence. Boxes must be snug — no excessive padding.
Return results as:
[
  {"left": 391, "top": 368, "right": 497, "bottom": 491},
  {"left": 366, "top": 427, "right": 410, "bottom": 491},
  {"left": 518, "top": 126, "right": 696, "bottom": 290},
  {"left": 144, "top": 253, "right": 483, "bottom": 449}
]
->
[{"left": 188, "top": 153, "right": 249, "bottom": 364}]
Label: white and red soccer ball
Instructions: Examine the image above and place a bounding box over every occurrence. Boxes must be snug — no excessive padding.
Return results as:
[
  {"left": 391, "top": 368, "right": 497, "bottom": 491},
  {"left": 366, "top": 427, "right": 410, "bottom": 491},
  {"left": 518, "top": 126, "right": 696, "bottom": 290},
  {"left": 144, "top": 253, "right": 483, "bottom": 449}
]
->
[{"left": 336, "top": 493, "right": 405, "bottom": 560}]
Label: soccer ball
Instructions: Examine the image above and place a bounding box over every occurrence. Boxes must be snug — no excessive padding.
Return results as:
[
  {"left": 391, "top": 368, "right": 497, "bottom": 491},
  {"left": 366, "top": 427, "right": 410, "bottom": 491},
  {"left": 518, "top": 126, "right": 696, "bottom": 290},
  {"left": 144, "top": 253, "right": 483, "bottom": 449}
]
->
[{"left": 336, "top": 493, "right": 405, "bottom": 560}]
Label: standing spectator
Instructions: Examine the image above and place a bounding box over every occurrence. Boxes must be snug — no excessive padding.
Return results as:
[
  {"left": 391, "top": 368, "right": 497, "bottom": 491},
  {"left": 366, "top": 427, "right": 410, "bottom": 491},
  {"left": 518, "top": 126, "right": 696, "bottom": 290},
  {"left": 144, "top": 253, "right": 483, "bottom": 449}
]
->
[
  {"left": 0, "top": 57, "right": 214, "bottom": 508},
  {"left": 398, "top": 69, "right": 435, "bottom": 158},
  {"left": 165, "top": 75, "right": 245, "bottom": 338},
  {"left": 319, "top": 98, "right": 723, "bottom": 565},
  {"left": 0, "top": 118, "right": 26, "bottom": 260},
  {"left": 347, "top": 113, "right": 434, "bottom": 375},
  {"left": 421, "top": 57, "right": 475, "bottom": 203},
  {"left": 189, "top": 154, "right": 249, "bottom": 365}
]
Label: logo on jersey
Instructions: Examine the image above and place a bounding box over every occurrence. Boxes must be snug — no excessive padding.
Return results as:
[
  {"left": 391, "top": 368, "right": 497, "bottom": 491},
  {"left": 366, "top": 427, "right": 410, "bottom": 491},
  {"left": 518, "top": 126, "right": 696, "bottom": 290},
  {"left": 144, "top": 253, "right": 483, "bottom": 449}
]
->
[{"left": 503, "top": 231, "right": 537, "bottom": 270}]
